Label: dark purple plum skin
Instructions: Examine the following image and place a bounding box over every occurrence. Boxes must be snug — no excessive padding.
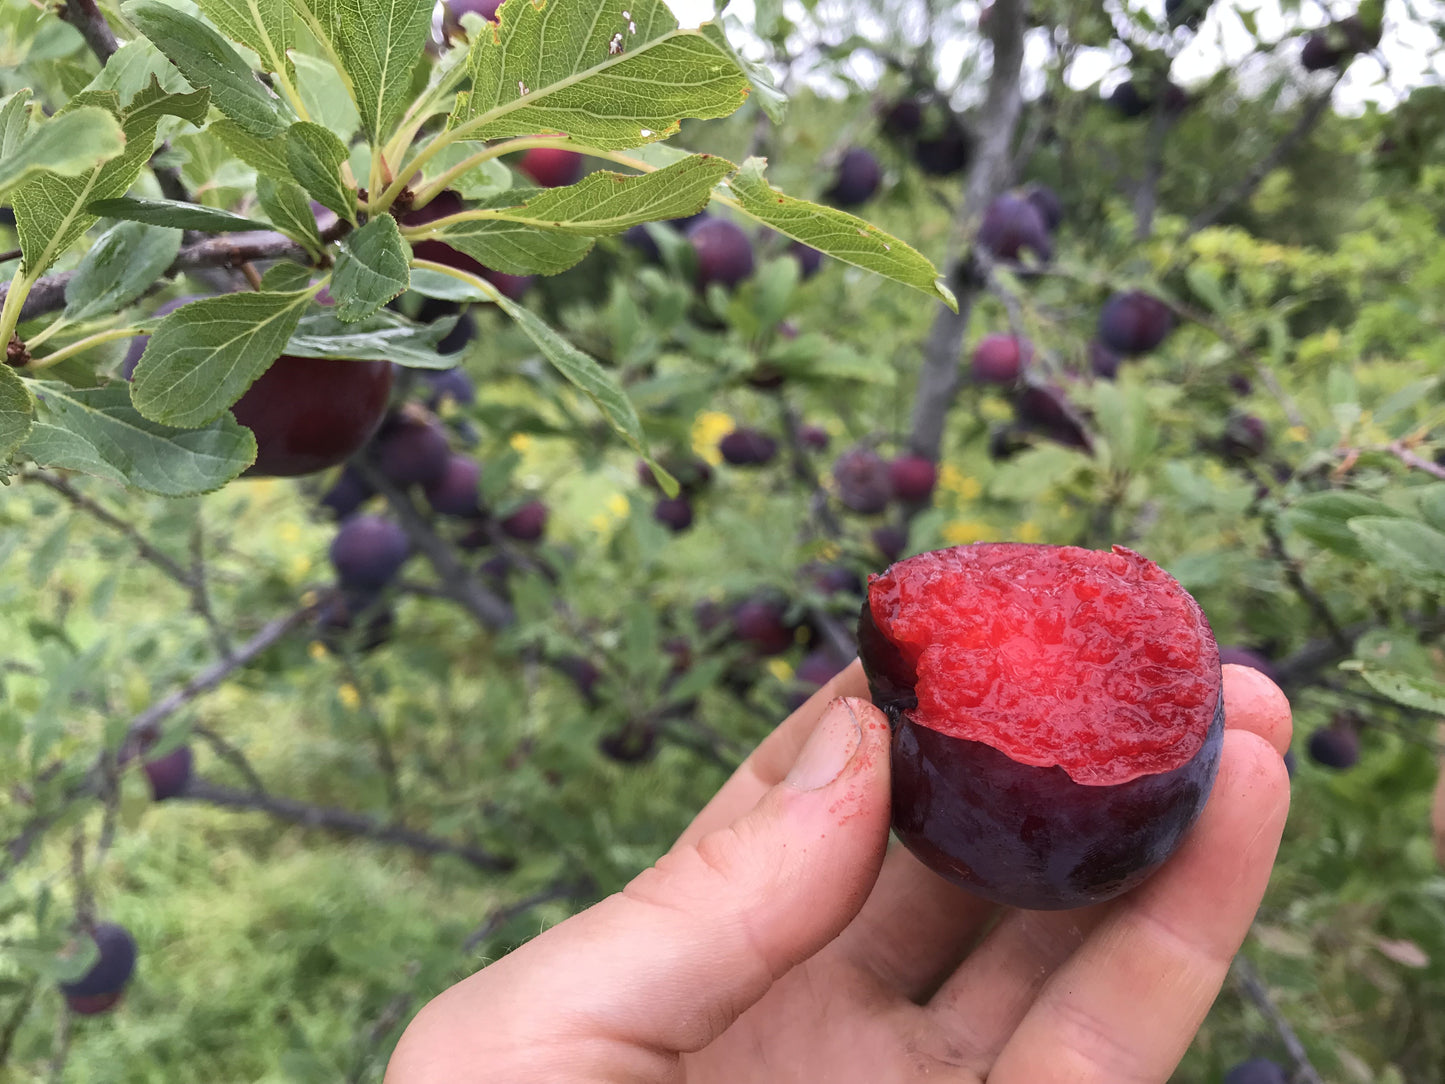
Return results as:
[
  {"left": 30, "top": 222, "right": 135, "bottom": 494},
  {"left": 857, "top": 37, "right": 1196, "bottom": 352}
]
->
[
  {"left": 859, "top": 601, "right": 1225, "bottom": 910},
  {"left": 60, "top": 923, "right": 137, "bottom": 1014}
]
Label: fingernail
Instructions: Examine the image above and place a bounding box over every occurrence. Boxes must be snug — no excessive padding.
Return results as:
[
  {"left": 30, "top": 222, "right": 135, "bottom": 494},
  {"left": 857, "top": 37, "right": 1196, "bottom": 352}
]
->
[{"left": 785, "top": 698, "right": 863, "bottom": 791}]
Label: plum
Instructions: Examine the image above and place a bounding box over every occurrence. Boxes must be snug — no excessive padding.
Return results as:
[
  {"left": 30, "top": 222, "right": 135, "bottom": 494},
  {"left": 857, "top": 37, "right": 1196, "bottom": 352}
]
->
[
  {"left": 977, "top": 194, "right": 1052, "bottom": 263},
  {"left": 434, "top": 312, "right": 477, "bottom": 357},
  {"left": 320, "top": 465, "right": 374, "bottom": 520},
  {"left": 1308, "top": 723, "right": 1360, "bottom": 769},
  {"left": 313, "top": 587, "right": 395, "bottom": 653},
  {"left": 807, "top": 562, "right": 863, "bottom": 599},
  {"left": 833, "top": 446, "right": 892, "bottom": 515},
  {"left": 860, "top": 543, "right": 1225, "bottom": 909},
  {"left": 402, "top": 190, "right": 487, "bottom": 277},
  {"left": 786, "top": 647, "right": 852, "bottom": 710},
  {"left": 500, "top": 499, "right": 548, "bottom": 542},
  {"left": 718, "top": 427, "right": 778, "bottom": 467},
  {"left": 872, "top": 523, "right": 908, "bottom": 563},
  {"left": 59, "top": 922, "right": 137, "bottom": 1015},
  {"left": 518, "top": 146, "right": 584, "bottom": 188},
  {"left": 1302, "top": 16, "right": 1380, "bottom": 71},
  {"left": 878, "top": 98, "right": 923, "bottom": 138},
  {"left": 423, "top": 367, "right": 476, "bottom": 408},
  {"left": 914, "top": 124, "right": 972, "bottom": 176},
  {"left": 731, "top": 594, "right": 796, "bottom": 656},
  {"left": 1023, "top": 184, "right": 1063, "bottom": 231},
  {"left": 142, "top": 744, "right": 193, "bottom": 801},
  {"left": 1016, "top": 383, "right": 1092, "bottom": 451},
  {"left": 329, "top": 515, "right": 411, "bottom": 589},
  {"left": 599, "top": 720, "right": 658, "bottom": 763},
  {"left": 1224, "top": 1058, "right": 1288, "bottom": 1084},
  {"left": 555, "top": 655, "right": 602, "bottom": 703},
  {"left": 789, "top": 241, "right": 824, "bottom": 279},
  {"left": 374, "top": 417, "right": 451, "bottom": 486},
  {"left": 687, "top": 217, "right": 756, "bottom": 289},
  {"left": 888, "top": 455, "right": 938, "bottom": 503},
  {"left": 423, "top": 455, "right": 483, "bottom": 517},
  {"left": 1221, "top": 413, "right": 1269, "bottom": 463},
  {"left": 1097, "top": 290, "right": 1174, "bottom": 355},
  {"left": 1088, "top": 338, "right": 1123, "bottom": 379},
  {"left": 825, "top": 148, "right": 883, "bottom": 207},
  {"left": 1107, "top": 81, "right": 1151, "bottom": 119},
  {"left": 971, "top": 333, "right": 1033, "bottom": 384},
  {"left": 653, "top": 494, "right": 694, "bottom": 532}
]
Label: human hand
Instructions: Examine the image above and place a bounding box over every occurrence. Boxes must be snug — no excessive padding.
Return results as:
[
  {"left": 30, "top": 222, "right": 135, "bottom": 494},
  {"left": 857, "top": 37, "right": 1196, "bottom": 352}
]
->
[{"left": 386, "top": 661, "right": 1292, "bottom": 1083}]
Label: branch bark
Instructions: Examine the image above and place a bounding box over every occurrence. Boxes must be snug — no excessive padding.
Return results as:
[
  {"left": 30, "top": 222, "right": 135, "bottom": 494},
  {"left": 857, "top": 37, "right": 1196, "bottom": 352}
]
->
[
  {"left": 57, "top": 0, "right": 118, "bottom": 62},
  {"left": 1232, "top": 956, "right": 1326, "bottom": 1084}
]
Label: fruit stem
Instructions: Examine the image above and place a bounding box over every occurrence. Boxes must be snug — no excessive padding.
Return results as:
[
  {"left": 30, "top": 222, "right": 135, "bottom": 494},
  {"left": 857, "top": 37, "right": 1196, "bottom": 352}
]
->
[{"left": 408, "top": 135, "right": 582, "bottom": 211}]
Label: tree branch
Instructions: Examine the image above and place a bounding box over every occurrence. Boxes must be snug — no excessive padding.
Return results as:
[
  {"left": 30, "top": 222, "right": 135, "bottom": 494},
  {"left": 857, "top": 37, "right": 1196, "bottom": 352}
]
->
[
  {"left": 57, "top": 0, "right": 117, "bottom": 62},
  {"left": 462, "top": 877, "right": 593, "bottom": 953},
  {"left": 183, "top": 777, "right": 513, "bottom": 873},
  {"left": 1232, "top": 956, "right": 1326, "bottom": 1084},
  {"left": 1262, "top": 517, "right": 1350, "bottom": 651}
]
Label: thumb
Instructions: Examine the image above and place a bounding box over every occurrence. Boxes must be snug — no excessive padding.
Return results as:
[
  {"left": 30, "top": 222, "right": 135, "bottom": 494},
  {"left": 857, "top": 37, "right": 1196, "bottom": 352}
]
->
[{"left": 390, "top": 697, "right": 892, "bottom": 1082}]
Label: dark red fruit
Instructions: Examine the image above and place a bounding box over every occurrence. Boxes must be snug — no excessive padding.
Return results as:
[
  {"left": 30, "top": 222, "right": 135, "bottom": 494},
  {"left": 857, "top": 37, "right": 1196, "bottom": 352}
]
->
[
  {"left": 142, "top": 744, "right": 192, "bottom": 801},
  {"left": 798, "top": 423, "right": 831, "bottom": 451},
  {"left": 330, "top": 515, "right": 411, "bottom": 589},
  {"left": 121, "top": 295, "right": 204, "bottom": 379},
  {"left": 1224, "top": 1059, "right": 1289, "bottom": 1084},
  {"left": 971, "top": 333, "right": 1033, "bottom": 384},
  {"left": 879, "top": 98, "right": 923, "bottom": 138},
  {"left": 1218, "top": 645, "right": 1280, "bottom": 685},
  {"left": 313, "top": 587, "right": 395, "bottom": 653},
  {"left": 789, "top": 241, "right": 824, "bottom": 279},
  {"left": 1308, "top": 724, "right": 1359, "bottom": 769},
  {"left": 872, "top": 523, "right": 908, "bottom": 563},
  {"left": 320, "top": 465, "right": 374, "bottom": 520},
  {"left": 731, "top": 595, "right": 796, "bottom": 656},
  {"left": 888, "top": 455, "right": 938, "bottom": 503},
  {"left": 1097, "top": 290, "right": 1174, "bottom": 355},
  {"left": 859, "top": 543, "right": 1225, "bottom": 909},
  {"left": 833, "top": 447, "right": 892, "bottom": 515},
  {"left": 914, "top": 124, "right": 972, "bottom": 176},
  {"left": 687, "top": 218, "right": 756, "bottom": 289},
  {"left": 374, "top": 418, "right": 451, "bottom": 486},
  {"left": 435, "top": 313, "right": 477, "bottom": 356},
  {"left": 977, "top": 194, "right": 1052, "bottom": 264},
  {"left": 1088, "top": 338, "right": 1122, "bottom": 379},
  {"left": 60, "top": 923, "right": 137, "bottom": 1015},
  {"left": 518, "top": 146, "right": 584, "bottom": 187},
  {"left": 423, "top": 455, "right": 483, "bottom": 517},
  {"left": 1016, "top": 383, "right": 1092, "bottom": 451},
  {"left": 653, "top": 495, "right": 694, "bottom": 532},
  {"left": 825, "top": 147, "right": 882, "bottom": 207},
  {"left": 500, "top": 499, "right": 548, "bottom": 542},
  {"left": 402, "top": 190, "right": 487, "bottom": 277},
  {"left": 1024, "top": 184, "right": 1063, "bottom": 231},
  {"left": 719, "top": 427, "right": 778, "bottom": 467},
  {"left": 786, "top": 647, "right": 851, "bottom": 710},
  {"left": 233, "top": 356, "right": 395, "bottom": 478}
]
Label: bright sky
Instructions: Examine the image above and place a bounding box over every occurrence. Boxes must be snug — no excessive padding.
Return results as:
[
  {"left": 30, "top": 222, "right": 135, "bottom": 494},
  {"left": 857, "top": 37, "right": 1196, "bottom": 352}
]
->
[{"left": 667, "top": 0, "right": 1444, "bottom": 115}]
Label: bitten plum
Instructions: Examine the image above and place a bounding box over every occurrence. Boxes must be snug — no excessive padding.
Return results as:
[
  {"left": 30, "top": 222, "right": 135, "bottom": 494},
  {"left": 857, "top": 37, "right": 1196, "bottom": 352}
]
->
[
  {"left": 977, "top": 193, "right": 1052, "bottom": 264},
  {"left": 825, "top": 148, "right": 882, "bottom": 207},
  {"left": 60, "top": 922, "right": 137, "bottom": 1015},
  {"left": 518, "top": 146, "right": 584, "bottom": 188},
  {"left": 1097, "top": 290, "right": 1174, "bottom": 355},
  {"left": 971, "top": 333, "right": 1033, "bottom": 384},
  {"left": 142, "top": 744, "right": 193, "bottom": 801},
  {"left": 330, "top": 516, "right": 411, "bottom": 589},
  {"left": 687, "top": 217, "right": 756, "bottom": 289},
  {"left": 859, "top": 543, "right": 1225, "bottom": 909},
  {"left": 888, "top": 455, "right": 938, "bottom": 503}
]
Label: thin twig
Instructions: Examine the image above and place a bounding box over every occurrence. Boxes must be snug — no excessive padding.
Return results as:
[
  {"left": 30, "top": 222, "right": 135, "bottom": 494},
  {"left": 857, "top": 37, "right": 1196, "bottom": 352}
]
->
[
  {"left": 24, "top": 470, "right": 191, "bottom": 585},
  {"left": 462, "top": 878, "right": 593, "bottom": 954},
  {"left": 190, "top": 522, "right": 233, "bottom": 660},
  {"left": 1385, "top": 440, "right": 1445, "bottom": 480},
  {"left": 1263, "top": 517, "right": 1350, "bottom": 650},
  {"left": 191, "top": 723, "right": 268, "bottom": 794},
  {"left": 1232, "top": 956, "right": 1326, "bottom": 1084}
]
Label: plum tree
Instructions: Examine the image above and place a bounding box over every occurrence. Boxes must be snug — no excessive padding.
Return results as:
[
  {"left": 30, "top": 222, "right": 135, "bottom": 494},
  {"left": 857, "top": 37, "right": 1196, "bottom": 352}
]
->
[
  {"left": 1097, "top": 290, "right": 1175, "bottom": 355},
  {"left": 422, "top": 455, "right": 483, "bottom": 517},
  {"left": 374, "top": 417, "right": 452, "bottom": 486},
  {"left": 1223, "top": 1058, "right": 1289, "bottom": 1084},
  {"left": 329, "top": 516, "right": 412, "bottom": 589},
  {"left": 59, "top": 922, "right": 138, "bottom": 1015},
  {"left": 833, "top": 446, "right": 892, "bottom": 514},
  {"left": 971, "top": 333, "right": 1033, "bottom": 384},
  {"left": 887, "top": 455, "right": 938, "bottom": 503},
  {"left": 500, "top": 499, "right": 549, "bottom": 541},
  {"left": 718, "top": 427, "right": 778, "bottom": 466},
  {"left": 652, "top": 495, "right": 694, "bottom": 532},
  {"left": 518, "top": 146, "right": 584, "bottom": 188},
  {"left": 686, "top": 217, "right": 756, "bottom": 288},
  {"left": 824, "top": 147, "right": 883, "bottom": 207},
  {"left": 142, "top": 744, "right": 193, "bottom": 801},
  {"left": 977, "top": 193, "right": 1052, "bottom": 263},
  {"left": 229, "top": 356, "right": 395, "bottom": 478}
]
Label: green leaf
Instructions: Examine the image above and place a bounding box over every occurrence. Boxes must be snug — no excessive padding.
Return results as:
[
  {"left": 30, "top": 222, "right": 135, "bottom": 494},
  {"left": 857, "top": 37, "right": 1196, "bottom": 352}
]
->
[
  {"left": 86, "top": 196, "right": 273, "bottom": 233},
  {"left": 286, "top": 121, "right": 356, "bottom": 224},
  {"left": 492, "top": 291, "right": 648, "bottom": 456},
  {"left": 698, "top": 18, "right": 786, "bottom": 123},
  {"left": 194, "top": 0, "right": 293, "bottom": 77},
  {"left": 1280, "top": 492, "right": 1403, "bottom": 559},
  {"left": 453, "top": 2, "right": 749, "bottom": 149},
  {"left": 124, "top": 0, "right": 291, "bottom": 138},
  {"left": 1339, "top": 663, "right": 1445, "bottom": 714},
  {"left": 422, "top": 139, "right": 513, "bottom": 199},
  {"left": 212, "top": 117, "right": 295, "bottom": 179},
  {"left": 1418, "top": 485, "right": 1445, "bottom": 533},
  {"left": 726, "top": 158, "right": 956, "bottom": 310},
  {"left": 11, "top": 80, "right": 210, "bottom": 280},
  {"left": 0, "top": 365, "right": 34, "bottom": 462},
  {"left": 332, "top": 0, "right": 431, "bottom": 143},
  {"left": 84, "top": 38, "right": 193, "bottom": 103},
  {"left": 20, "top": 381, "right": 255, "bottom": 495},
  {"left": 0, "top": 95, "right": 126, "bottom": 197},
  {"left": 330, "top": 214, "right": 410, "bottom": 321},
  {"left": 63, "top": 221, "right": 183, "bottom": 322},
  {"left": 256, "top": 176, "right": 323, "bottom": 251},
  {"left": 0, "top": 90, "right": 30, "bottom": 157},
  {"left": 420, "top": 218, "right": 594, "bottom": 276},
  {"left": 130, "top": 288, "right": 316, "bottom": 427},
  {"left": 449, "top": 153, "right": 733, "bottom": 235},
  {"left": 1347, "top": 516, "right": 1445, "bottom": 585},
  {"left": 291, "top": 51, "right": 360, "bottom": 142},
  {"left": 286, "top": 308, "right": 459, "bottom": 368},
  {"left": 406, "top": 266, "right": 491, "bottom": 301}
]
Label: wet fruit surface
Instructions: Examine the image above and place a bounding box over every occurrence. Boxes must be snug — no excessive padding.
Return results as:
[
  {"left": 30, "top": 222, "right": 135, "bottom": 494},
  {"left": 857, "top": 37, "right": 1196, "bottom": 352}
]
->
[{"left": 859, "top": 542, "right": 1224, "bottom": 909}]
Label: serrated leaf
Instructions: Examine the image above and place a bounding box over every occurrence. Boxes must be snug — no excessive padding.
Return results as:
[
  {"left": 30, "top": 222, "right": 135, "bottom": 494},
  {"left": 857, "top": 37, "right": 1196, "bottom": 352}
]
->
[
  {"left": 63, "top": 221, "right": 182, "bottom": 322},
  {"left": 453, "top": 2, "right": 749, "bottom": 149},
  {"left": 0, "top": 98, "right": 125, "bottom": 197},
  {"left": 330, "top": 214, "right": 409, "bottom": 321},
  {"left": 130, "top": 288, "right": 316, "bottom": 427},
  {"left": 86, "top": 196, "right": 273, "bottom": 233},
  {"left": 19, "top": 381, "right": 255, "bottom": 495},
  {"left": 1280, "top": 492, "right": 1403, "bottom": 558},
  {"left": 0, "top": 88, "right": 31, "bottom": 156},
  {"left": 1418, "top": 485, "right": 1445, "bottom": 533},
  {"left": 406, "top": 266, "right": 491, "bottom": 301},
  {"left": 261, "top": 261, "right": 315, "bottom": 292},
  {"left": 1340, "top": 664, "right": 1445, "bottom": 714},
  {"left": 449, "top": 153, "right": 732, "bottom": 235},
  {"left": 11, "top": 80, "right": 210, "bottom": 280},
  {"left": 421, "top": 218, "right": 594, "bottom": 275},
  {"left": 286, "top": 308, "right": 458, "bottom": 368},
  {"left": 726, "top": 158, "right": 956, "bottom": 309},
  {"left": 286, "top": 121, "right": 356, "bottom": 224},
  {"left": 125, "top": 1, "right": 291, "bottom": 138},
  {"left": 698, "top": 17, "right": 785, "bottom": 123},
  {"left": 1347, "top": 516, "right": 1445, "bottom": 584},
  {"left": 492, "top": 291, "right": 647, "bottom": 455},
  {"left": 0, "top": 365, "right": 34, "bottom": 461},
  {"left": 291, "top": 52, "right": 360, "bottom": 142},
  {"left": 195, "top": 0, "right": 293, "bottom": 76},
  {"left": 211, "top": 117, "right": 294, "bottom": 179},
  {"left": 327, "top": 0, "right": 431, "bottom": 142},
  {"left": 84, "top": 38, "right": 193, "bottom": 103},
  {"left": 256, "top": 176, "right": 323, "bottom": 251},
  {"left": 423, "top": 139, "right": 513, "bottom": 199}
]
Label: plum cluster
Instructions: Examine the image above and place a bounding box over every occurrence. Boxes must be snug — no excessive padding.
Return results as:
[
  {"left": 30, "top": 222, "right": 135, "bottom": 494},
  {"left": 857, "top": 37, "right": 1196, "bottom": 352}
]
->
[
  {"left": 877, "top": 95, "right": 974, "bottom": 177},
  {"left": 1301, "top": 13, "right": 1381, "bottom": 72}
]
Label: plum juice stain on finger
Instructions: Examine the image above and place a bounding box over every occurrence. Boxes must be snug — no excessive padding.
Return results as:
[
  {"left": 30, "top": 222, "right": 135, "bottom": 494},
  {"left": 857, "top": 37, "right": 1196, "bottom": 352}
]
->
[{"left": 858, "top": 543, "right": 1224, "bottom": 909}]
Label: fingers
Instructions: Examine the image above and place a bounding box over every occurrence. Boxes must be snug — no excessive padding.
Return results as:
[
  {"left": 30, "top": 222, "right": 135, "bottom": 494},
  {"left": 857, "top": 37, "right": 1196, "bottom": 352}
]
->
[
  {"left": 675, "top": 659, "right": 870, "bottom": 848},
  {"left": 387, "top": 697, "right": 893, "bottom": 1083},
  {"left": 988, "top": 729, "right": 1290, "bottom": 1084},
  {"left": 1221, "top": 663, "right": 1293, "bottom": 756}
]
